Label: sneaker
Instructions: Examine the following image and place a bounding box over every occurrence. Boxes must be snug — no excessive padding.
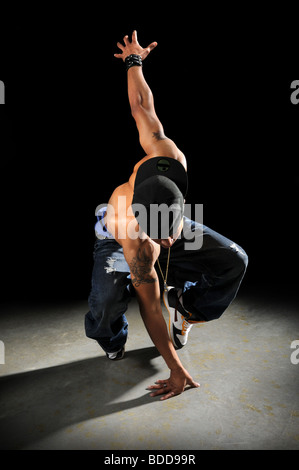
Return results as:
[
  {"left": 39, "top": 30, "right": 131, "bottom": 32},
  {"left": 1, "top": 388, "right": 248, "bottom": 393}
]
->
[
  {"left": 163, "top": 287, "right": 193, "bottom": 349},
  {"left": 106, "top": 346, "right": 125, "bottom": 361}
]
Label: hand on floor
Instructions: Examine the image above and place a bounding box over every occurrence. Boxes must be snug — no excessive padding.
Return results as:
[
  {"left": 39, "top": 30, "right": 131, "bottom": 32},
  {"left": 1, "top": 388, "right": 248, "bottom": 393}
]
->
[{"left": 147, "top": 367, "right": 200, "bottom": 401}]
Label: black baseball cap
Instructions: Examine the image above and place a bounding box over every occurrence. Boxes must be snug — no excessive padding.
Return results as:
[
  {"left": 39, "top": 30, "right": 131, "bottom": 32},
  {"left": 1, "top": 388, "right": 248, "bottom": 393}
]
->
[
  {"left": 133, "top": 157, "right": 188, "bottom": 197},
  {"left": 132, "top": 157, "right": 188, "bottom": 239}
]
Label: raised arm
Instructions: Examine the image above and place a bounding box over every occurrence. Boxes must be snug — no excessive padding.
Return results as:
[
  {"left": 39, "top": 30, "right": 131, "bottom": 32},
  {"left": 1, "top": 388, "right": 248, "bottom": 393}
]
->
[{"left": 114, "top": 31, "right": 185, "bottom": 161}]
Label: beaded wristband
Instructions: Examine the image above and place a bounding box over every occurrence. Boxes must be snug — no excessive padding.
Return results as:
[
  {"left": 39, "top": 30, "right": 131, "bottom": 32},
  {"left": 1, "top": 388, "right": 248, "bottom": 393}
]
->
[{"left": 125, "top": 54, "right": 142, "bottom": 71}]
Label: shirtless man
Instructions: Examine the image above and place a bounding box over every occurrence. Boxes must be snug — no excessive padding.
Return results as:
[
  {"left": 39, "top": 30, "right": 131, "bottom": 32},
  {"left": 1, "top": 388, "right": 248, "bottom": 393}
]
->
[{"left": 85, "top": 31, "right": 248, "bottom": 400}]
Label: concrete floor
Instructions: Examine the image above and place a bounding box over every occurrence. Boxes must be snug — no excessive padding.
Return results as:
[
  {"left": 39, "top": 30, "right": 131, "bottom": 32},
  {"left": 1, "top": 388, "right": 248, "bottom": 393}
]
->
[{"left": 0, "top": 291, "right": 298, "bottom": 450}]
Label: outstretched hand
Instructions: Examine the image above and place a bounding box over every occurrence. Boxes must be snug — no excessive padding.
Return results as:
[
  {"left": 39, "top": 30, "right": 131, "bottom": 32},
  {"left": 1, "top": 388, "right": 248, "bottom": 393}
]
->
[
  {"left": 147, "top": 367, "right": 200, "bottom": 401},
  {"left": 114, "top": 30, "right": 158, "bottom": 62}
]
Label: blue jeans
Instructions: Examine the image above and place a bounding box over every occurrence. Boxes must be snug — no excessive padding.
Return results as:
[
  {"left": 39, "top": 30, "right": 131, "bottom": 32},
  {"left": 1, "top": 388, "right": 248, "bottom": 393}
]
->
[{"left": 85, "top": 217, "right": 248, "bottom": 353}]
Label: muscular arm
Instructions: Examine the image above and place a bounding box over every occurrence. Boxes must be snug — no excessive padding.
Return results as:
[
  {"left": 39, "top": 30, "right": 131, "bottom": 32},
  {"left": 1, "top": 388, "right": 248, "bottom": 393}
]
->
[
  {"left": 128, "top": 65, "right": 186, "bottom": 161},
  {"left": 124, "top": 241, "right": 199, "bottom": 400},
  {"left": 115, "top": 31, "right": 186, "bottom": 162},
  {"left": 126, "top": 243, "right": 180, "bottom": 366},
  {"left": 128, "top": 245, "right": 183, "bottom": 371},
  {"left": 127, "top": 66, "right": 168, "bottom": 154}
]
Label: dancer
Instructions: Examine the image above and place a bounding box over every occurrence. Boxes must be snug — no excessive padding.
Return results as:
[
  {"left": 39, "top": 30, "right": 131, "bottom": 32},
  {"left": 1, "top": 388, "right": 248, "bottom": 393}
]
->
[{"left": 85, "top": 31, "right": 248, "bottom": 400}]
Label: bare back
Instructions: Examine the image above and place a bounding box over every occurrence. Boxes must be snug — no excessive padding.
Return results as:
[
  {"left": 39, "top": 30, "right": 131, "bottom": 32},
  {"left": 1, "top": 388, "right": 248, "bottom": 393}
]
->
[{"left": 105, "top": 148, "right": 187, "bottom": 256}]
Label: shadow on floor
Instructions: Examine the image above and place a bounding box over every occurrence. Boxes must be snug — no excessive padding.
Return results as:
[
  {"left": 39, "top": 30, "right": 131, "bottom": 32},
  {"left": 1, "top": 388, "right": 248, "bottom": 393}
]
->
[{"left": 0, "top": 346, "right": 161, "bottom": 449}]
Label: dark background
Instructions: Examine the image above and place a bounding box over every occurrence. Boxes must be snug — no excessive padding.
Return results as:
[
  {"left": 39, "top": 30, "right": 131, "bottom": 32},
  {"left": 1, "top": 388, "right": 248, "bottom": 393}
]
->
[{"left": 0, "top": 12, "right": 298, "bottom": 304}]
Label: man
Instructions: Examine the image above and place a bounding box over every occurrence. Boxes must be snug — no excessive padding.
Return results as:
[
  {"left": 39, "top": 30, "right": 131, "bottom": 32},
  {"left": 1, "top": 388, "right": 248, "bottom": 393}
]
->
[{"left": 85, "top": 31, "right": 248, "bottom": 401}]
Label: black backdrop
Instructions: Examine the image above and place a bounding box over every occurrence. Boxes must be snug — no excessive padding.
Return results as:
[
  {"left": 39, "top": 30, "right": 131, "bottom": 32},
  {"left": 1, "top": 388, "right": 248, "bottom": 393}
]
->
[{"left": 1, "top": 13, "right": 298, "bottom": 303}]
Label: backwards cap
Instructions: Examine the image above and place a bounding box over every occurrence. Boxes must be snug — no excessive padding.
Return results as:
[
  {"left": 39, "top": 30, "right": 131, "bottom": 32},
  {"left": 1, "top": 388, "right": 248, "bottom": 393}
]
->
[{"left": 132, "top": 157, "right": 188, "bottom": 238}]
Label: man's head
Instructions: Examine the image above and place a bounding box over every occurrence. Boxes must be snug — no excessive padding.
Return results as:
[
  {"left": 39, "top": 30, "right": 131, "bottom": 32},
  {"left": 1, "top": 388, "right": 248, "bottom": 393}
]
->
[{"left": 131, "top": 157, "right": 188, "bottom": 244}]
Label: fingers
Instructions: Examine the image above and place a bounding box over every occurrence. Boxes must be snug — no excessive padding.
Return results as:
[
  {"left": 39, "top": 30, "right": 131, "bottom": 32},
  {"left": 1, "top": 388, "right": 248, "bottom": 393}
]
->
[
  {"left": 114, "top": 36, "right": 129, "bottom": 60},
  {"left": 132, "top": 30, "right": 138, "bottom": 44},
  {"left": 114, "top": 42, "right": 123, "bottom": 59},
  {"left": 147, "top": 380, "right": 168, "bottom": 397},
  {"left": 149, "top": 385, "right": 175, "bottom": 401},
  {"left": 141, "top": 41, "right": 158, "bottom": 60},
  {"left": 131, "top": 30, "right": 157, "bottom": 51},
  {"left": 188, "top": 378, "right": 200, "bottom": 388},
  {"left": 147, "top": 41, "right": 158, "bottom": 52},
  {"left": 147, "top": 380, "right": 177, "bottom": 401},
  {"left": 155, "top": 379, "right": 167, "bottom": 385},
  {"left": 147, "top": 380, "right": 167, "bottom": 392},
  {"left": 114, "top": 35, "right": 129, "bottom": 58},
  {"left": 147, "top": 377, "right": 200, "bottom": 400},
  {"left": 160, "top": 391, "right": 175, "bottom": 401},
  {"left": 114, "top": 31, "right": 158, "bottom": 60},
  {"left": 116, "top": 34, "right": 130, "bottom": 51}
]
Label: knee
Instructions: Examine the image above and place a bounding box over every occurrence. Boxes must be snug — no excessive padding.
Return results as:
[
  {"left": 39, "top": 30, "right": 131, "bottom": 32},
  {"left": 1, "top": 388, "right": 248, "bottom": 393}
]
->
[{"left": 229, "top": 243, "right": 248, "bottom": 278}]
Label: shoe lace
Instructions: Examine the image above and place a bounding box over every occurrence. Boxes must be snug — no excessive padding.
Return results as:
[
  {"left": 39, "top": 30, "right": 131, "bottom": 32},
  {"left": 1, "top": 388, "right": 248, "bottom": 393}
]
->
[{"left": 181, "top": 316, "right": 191, "bottom": 336}]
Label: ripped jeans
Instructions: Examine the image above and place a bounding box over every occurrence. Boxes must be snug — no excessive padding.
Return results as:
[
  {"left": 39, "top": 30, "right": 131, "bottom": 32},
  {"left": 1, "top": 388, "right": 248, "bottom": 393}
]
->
[{"left": 84, "top": 217, "right": 248, "bottom": 354}]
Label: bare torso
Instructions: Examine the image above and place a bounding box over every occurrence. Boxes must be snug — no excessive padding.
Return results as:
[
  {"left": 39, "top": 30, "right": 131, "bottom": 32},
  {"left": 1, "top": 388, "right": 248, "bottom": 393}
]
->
[{"left": 104, "top": 151, "right": 187, "bottom": 263}]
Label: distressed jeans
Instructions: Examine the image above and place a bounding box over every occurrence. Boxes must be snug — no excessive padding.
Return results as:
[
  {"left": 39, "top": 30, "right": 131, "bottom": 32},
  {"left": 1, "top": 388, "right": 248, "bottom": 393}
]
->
[{"left": 85, "top": 217, "right": 248, "bottom": 353}]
